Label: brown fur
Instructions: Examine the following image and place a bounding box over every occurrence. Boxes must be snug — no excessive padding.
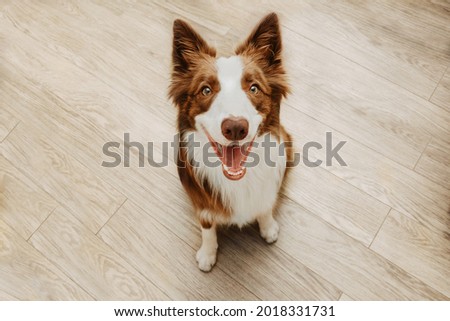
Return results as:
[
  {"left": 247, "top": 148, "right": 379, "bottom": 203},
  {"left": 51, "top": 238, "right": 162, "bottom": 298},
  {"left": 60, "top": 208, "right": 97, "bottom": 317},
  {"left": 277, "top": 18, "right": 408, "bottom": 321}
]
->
[
  {"left": 236, "top": 13, "right": 290, "bottom": 100},
  {"left": 169, "top": 19, "right": 219, "bottom": 133},
  {"left": 169, "top": 13, "right": 292, "bottom": 224}
]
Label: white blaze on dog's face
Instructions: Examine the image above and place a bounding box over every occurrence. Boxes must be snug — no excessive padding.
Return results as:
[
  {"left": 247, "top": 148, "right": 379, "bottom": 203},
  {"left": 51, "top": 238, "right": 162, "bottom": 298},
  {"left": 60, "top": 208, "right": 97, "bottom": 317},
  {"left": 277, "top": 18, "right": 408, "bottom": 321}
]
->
[
  {"left": 169, "top": 13, "right": 289, "bottom": 180},
  {"left": 193, "top": 56, "right": 263, "bottom": 180},
  {"left": 196, "top": 56, "right": 262, "bottom": 146}
]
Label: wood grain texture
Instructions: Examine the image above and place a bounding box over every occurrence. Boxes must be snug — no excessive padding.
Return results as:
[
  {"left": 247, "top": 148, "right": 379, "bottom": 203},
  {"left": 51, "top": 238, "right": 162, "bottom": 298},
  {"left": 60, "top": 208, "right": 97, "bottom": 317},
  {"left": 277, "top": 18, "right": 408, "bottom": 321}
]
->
[
  {"left": 414, "top": 138, "right": 450, "bottom": 189},
  {"left": 0, "top": 289, "right": 20, "bottom": 300},
  {"left": 99, "top": 200, "right": 260, "bottom": 300},
  {"left": 0, "top": 155, "right": 57, "bottom": 239},
  {"left": 102, "top": 197, "right": 341, "bottom": 300},
  {"left": 0, "top": 0, "right": 177, "bottom": 127},
  {"left": 339, "top": 293, "right": 354, "bottom": 301},
  {"left": 280, "top": 28, "right": 449, "bottom": 170},
  {"left": 274, "top": 197, "right": 448, "bottom": 300},
  {"left": 281, "top": 106, "right": 450, "bottom": 237},
  {"left": 0, "top": 107, "right": 18, "bottom": 142},
  {"left": 0, "top": 11, "right": 174, "bottom": 163},
  {"left": 239, "top": 0, "right": 450, "bottom": 98},
  {"left": 374, "top": 0, "right": 450, "bottom": 33},
  {"left": 0, "top": 122, "right": 126, "bottom": 234},
  {"left": 29, "top": 207, "right": 168, "bottom": 300},
  {"left": 431, "top": 67, "right": 450, "bottom": 112},
  {"left": 371, "top": 210, "right": 450, "bottom": 297},
  {"left": 219, "top": 227, "right": 342, "bottom": 300},
  {"left": 0, "top": 0, "right": 448, "bottom": 300},
  {"left": 0, "top": 219, "right": 92, "bottom": 300},
  {"left": 0, "top": 55, "right": 179, "bottom": 214},
  {"left": 282, "top": 161, "right": 390, "bottom": 246}
]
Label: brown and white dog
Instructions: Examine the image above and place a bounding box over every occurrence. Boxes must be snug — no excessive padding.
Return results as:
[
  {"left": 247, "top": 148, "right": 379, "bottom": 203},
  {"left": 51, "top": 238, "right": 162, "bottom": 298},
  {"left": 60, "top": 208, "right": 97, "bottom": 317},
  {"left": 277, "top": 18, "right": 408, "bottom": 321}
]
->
[{"left": 169, "top": 13, "right": 293, "bottom": 271}]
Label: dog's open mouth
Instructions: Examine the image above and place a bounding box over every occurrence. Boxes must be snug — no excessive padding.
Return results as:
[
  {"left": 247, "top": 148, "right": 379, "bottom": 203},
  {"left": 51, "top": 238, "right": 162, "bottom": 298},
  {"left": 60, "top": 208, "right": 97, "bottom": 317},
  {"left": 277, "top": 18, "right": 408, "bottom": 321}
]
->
[
  {"left": 203, "top": 128, "right": 254, "bottom": 180},
  {"left": 214, "top": 141, "right": 253, "bottom": 180}
]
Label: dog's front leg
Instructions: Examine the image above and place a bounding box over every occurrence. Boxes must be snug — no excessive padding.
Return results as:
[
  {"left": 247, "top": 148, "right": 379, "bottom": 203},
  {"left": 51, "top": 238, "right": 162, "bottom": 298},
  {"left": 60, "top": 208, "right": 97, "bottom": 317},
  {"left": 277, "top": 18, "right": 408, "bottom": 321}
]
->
[
  {"left": 257, "top": 211, "right": 279, "bottom": 244},
  {"left": 196, "top": 220, "right": 218, "bottom": 272}
]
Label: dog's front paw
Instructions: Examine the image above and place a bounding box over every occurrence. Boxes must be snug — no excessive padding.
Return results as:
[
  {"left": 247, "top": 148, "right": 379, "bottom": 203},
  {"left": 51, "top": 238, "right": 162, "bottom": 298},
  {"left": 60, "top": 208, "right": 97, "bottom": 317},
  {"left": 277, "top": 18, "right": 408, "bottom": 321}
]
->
[
  {"left": 196, "top": 247, "right": 217, "bottom": 272},
  {"left": 260, "top": 219, "right": 279, "bottom": 244}
]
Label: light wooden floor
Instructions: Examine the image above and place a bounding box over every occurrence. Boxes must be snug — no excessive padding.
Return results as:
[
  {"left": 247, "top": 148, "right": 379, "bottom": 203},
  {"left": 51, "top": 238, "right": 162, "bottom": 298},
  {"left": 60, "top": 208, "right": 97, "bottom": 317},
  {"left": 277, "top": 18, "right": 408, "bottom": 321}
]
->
[{"left": 1, "top": 0, "right": 449, "bottom": 300}]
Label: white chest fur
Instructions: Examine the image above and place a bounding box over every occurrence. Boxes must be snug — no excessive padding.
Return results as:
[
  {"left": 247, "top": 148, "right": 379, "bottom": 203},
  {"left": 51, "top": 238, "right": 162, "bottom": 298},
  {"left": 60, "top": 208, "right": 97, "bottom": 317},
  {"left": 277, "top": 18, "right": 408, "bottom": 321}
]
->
[{"left": 186, "top": 132, "right": 287, "bottom": 227}]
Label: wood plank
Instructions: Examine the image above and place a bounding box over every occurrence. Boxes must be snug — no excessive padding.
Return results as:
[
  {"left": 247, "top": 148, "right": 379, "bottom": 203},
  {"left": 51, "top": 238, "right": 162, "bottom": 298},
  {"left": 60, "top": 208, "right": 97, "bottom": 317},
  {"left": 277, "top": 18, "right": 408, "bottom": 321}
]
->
[
  {"left": 431, "top": 68, "right": 450, "bottom": 112},
  {"left": 339, "top": 293, "right": 354, "bottom": 301},
  {"left": 371, "top": 210, "right": 450, "bottom": 297},
  {"left": 220, "top": 226, "right": 342, "bottom": 300},
  {"left": 283, "top": 80, "right": 428, "bottom": 170},
  {"left": 274, "top": 197, "right": 447, "bottom": 300},
  {"left": 283, "top": 106, "right": 450, "bottom": 237},
  {"left": 0, "top": 289, "right": 19, "bottom": 300},
  {"left": 29, "top": 207, "right": 168, "bottom": 300},
  {"left": 288, "top": 0, "right": 450, "bottom": 98},
  {"left": 0, "top": 219, "right": 92, "bottom": 300},
  {"left": 99, "top": 200, "right": 259, "bottom": 300},
  {"left": 0, "top": 12, "right": 174, "bottom": 152},
  {"left": 0, "top": 107, "right": 18, "bottom": 142},
  {"left": 414, "top": 138, "right": 450, "bottom": 190},
  {"left": 0, "top": 122, "right": 126, "bottom": 233},
  {"left": 0, "top": 155, "right": 57, "bottom": 239},
  {"left": 0, "top": 67, "right": 190, "bottom": 245},
  {"left": 281, "top": 27, "right": 449, "bottom": 169},
  {"left": 282, "top": 161, "right": 390, "bottom": 247},
  {"left": 319, "top": 0, "right": 450, "bottom": 57},
  {"left": 0, "top": 0, "right": 176, "bottom": 126},
  {"left": 0, "top": 69, "right": 196, "bottom": 251},
  {"left": 373, "top": 0, "right": 450, "bottom": 33}
]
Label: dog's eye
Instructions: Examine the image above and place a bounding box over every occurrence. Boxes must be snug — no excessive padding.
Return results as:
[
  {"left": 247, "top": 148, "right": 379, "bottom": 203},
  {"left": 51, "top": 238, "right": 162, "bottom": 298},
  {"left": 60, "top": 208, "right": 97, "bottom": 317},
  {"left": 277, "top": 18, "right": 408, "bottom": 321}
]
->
[
  {"left": 202, "top": 86, "right": 212, "bottom": 96},
  {"left": 249, "top": 84, "right": 259, "bottom": 94}
]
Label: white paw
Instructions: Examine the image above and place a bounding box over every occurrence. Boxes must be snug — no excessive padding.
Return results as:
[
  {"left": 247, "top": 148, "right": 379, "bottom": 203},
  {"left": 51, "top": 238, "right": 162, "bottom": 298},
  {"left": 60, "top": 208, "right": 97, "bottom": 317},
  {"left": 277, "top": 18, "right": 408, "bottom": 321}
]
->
[
  {"left": 196, "top": 247, "right": 217, "bottom": 272},
  {"left": 260, "top": 220, "right": 279, "bottom": 243}
]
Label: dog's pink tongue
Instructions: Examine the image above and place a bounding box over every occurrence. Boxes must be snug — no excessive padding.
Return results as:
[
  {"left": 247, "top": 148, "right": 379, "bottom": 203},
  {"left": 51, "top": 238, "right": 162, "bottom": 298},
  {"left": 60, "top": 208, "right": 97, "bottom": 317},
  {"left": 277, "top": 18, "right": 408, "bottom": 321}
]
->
[{"left": 223, "top": 145, "right": 244, "bottom": 171}]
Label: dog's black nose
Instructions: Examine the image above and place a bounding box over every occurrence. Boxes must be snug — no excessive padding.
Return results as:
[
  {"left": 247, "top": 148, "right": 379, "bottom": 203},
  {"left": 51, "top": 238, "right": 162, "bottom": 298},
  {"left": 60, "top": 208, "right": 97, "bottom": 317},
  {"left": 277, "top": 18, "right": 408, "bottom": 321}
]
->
[{"left": 221, "top": 117, "right": 249, "bottom": 141}]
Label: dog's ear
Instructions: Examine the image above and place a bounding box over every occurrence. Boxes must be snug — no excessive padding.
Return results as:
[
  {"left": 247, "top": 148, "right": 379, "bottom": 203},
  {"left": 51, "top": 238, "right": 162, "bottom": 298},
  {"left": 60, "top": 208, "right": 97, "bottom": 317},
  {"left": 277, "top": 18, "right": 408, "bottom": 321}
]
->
[
  {"left": 236, "top": 13, "right": 289, "bottom": 98},
  {"left": 236, "top": 13, "right": 282, "bottom": 67},
  {"left": 172, "top": 19, "right": 216, "bottom": 73}
]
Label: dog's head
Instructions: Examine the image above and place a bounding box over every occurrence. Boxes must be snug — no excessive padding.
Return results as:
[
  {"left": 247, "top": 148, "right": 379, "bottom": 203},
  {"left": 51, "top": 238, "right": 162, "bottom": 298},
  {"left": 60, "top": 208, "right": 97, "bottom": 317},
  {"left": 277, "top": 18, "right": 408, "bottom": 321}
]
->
[{"left": 169, "top": 13, "right": 289, "bottom": 180}]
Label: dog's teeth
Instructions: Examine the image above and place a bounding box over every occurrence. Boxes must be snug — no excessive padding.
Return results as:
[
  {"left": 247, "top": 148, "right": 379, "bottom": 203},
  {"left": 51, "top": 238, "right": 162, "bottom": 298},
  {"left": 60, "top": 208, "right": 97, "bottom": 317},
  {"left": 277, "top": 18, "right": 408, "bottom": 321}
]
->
[
  {"left": 229, "top": 170, "right": 242, "bottom": 176},
  {"left": 223, "top": 164, "right": 244, "bottom": 177}
]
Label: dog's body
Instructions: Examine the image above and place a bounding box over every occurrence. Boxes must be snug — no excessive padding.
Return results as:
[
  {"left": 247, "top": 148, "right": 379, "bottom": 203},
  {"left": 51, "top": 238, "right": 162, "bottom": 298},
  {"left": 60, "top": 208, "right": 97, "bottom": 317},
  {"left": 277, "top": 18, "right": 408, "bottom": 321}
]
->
[{"left": 169, "top": 13, "right": 292, "bottom": 271}]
